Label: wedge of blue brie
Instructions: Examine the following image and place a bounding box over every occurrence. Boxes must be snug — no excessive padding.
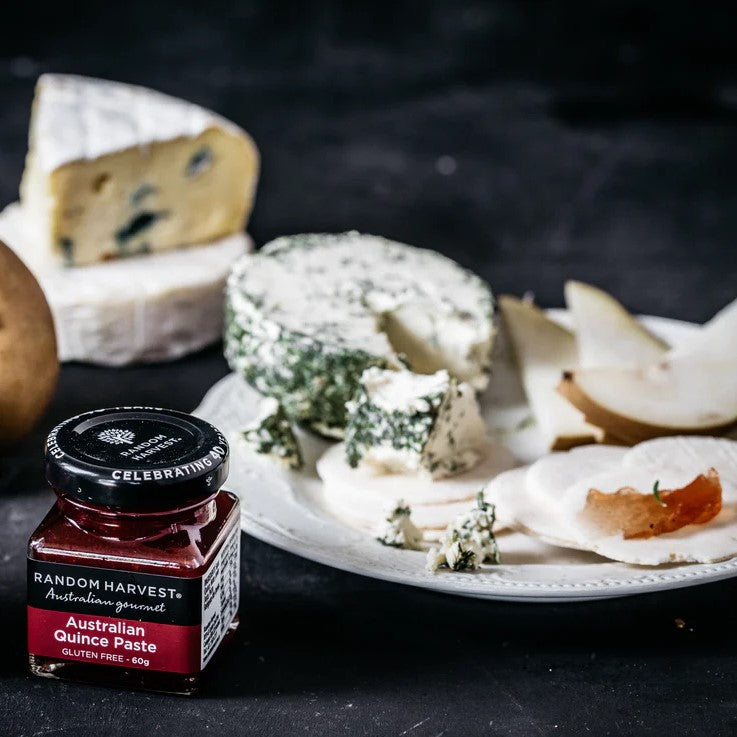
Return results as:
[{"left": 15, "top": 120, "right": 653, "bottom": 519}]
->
[{"left": 20, "top": 74, "right": 259, "bottom": 265}]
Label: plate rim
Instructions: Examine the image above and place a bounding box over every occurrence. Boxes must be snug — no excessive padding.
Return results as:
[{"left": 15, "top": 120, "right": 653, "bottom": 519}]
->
[{"left": 237, "top": 504, "right": 737, "bottom": 602}]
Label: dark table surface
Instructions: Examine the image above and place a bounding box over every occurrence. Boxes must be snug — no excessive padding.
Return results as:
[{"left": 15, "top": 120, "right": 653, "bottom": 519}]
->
[{"left": 1, "top": 2, "right": 737, "bottom": 735}]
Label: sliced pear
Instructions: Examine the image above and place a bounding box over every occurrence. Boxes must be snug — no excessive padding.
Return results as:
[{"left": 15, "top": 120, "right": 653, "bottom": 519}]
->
[
  {"left": 564, "top": 280, "right": 668, "bottom": 369},
  {"left": 499, "top": 295, "right": 604, "bottom": 450},
  {"left": 670, "top": 296, "right": 737, "bottom": 360},
  {"left": 559, "top": 354, "right": 737, "bottom": 445},
  {"left": 559, "top": 294, "right": 737, "bottom": 444}
]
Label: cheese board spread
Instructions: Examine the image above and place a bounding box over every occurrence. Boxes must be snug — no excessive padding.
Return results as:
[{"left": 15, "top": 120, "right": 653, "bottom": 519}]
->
[{"left": 5, "top": 71, "right": 736, "bottom": 607}]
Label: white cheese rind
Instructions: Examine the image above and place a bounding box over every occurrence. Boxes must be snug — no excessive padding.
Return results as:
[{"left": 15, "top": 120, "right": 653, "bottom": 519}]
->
[
  {"left": 225, "top": 232, "right": 495, "bottom": 436},
  {"left": 0, "top": 202, "right": 250, "bottom": 365},
  {"left": 28, "top": 73, "right": 244, "bottom": 174}
]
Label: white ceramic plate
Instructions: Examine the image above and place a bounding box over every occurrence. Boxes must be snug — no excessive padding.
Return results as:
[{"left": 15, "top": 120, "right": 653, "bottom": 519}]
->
[{"left": 194, "top": 313, "right": 737, "bottom": 602}]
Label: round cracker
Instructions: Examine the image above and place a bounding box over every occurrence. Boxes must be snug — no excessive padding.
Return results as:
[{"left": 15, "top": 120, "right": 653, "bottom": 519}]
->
[
  {"left": 495, "top": 439, "right": 737, "bottom": 566},
  {"left": 623, "top": 435, "right": 737, "bottom": 487},
  {"left": 525, "top": 445, "right": 627, "bottom": 505},
  {"left": 317, "top": 441, "right": 516, "bottom": 505},
  {"left": 316, "top": 441, "right": 517, "bottom": 531},
  {"left": 487, "top": 467, "right": 586, "bottom": 549},
  {"left": 560, "top": 463, "right": 737, "bottom": 565},
  {"left": 320, "top": 486, "right": 480, "bottom": 531}
]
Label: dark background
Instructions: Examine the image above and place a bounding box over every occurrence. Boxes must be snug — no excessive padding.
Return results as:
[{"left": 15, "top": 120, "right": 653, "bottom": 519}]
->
[{"left": 1, "top": 2, "right": 736, "bottom": 735}]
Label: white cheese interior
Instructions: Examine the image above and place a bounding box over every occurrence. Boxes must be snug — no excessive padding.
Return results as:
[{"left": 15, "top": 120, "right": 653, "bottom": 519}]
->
[
  {"left": 360, "top": 367, "right": 451, "bottom": 413},
  {"left": 376, "top": 505, "right": 423, "bottom": 550}
]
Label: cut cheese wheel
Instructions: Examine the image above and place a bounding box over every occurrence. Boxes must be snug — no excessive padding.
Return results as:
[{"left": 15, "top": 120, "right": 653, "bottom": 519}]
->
[
  {"left": 316, "top": 441, "right": 516, "bottom": 530},
  {"left": 0, "top": 202, "right": 251, "bottom": 365},
  {"left": 226, "top": 233, "right": 495, "bottom": 437}
]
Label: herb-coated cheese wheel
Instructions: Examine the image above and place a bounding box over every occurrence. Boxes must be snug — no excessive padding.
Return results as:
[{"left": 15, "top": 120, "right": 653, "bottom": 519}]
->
[
  {"left": 225, "top": 232, "right": 495, "bottom": 438},
  {"left": 0, "top": 240, "right": 58, "bottom": 443}
]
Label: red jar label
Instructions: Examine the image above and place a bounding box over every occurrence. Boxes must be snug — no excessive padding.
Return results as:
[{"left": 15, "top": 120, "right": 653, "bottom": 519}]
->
[{"left": 27, "top": 526, "right": 240, "bottom": 674}]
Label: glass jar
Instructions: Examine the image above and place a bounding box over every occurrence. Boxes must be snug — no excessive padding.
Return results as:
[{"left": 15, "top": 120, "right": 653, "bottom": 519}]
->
[{"left": 27, "top": 407, "right": 240, "bottom": 695}]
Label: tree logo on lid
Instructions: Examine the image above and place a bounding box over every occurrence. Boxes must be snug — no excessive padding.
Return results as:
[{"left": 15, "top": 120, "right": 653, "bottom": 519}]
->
[{"left": 97, "top": 428, "right": 136, "bottom": 445}]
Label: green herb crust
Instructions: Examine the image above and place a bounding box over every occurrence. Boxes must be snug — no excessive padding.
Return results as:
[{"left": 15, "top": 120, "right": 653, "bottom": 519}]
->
[
  {"left": 241, "top": 399, "right": 303, "bottom": 470},
  {"left": 344, "top": 384, "right": 445, "bottom": 469},
  {"left": 226, "top": 301, "right": 389, "bottom": 437}
]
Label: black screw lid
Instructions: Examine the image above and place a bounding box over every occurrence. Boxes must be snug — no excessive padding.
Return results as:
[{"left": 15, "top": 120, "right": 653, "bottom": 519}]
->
[{"left": 45, "top": 407, "right": 229, "bottom": 509}]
